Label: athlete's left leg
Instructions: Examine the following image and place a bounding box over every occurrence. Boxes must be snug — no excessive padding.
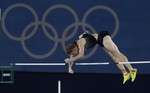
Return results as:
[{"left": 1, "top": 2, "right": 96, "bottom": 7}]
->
[{"left": 102, "top": 36, "right": 137, "bottom": 83}]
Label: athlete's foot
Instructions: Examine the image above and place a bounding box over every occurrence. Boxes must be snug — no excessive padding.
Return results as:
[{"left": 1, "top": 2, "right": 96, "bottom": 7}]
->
[
  {"left": 69, "top": 68, "right": 74, "bottom": 74},
  {"left": 130, "top": 68, "right": 137, "bottom": 82},
  {"left": 123, "top": 73, "right": 130, "bottom": 84}
]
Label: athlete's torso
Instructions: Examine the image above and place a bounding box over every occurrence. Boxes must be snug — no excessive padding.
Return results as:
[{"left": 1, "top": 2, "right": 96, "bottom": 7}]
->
[
  {"left": 74, "top": 33, "right": 97, "bottom": 49},
  {"left": 74, "top": 31, "right": 110, "bottom": 50}
]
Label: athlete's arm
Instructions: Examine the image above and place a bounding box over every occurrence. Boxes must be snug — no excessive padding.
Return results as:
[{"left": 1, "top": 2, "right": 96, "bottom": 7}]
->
[
  {"left": 68, "top": 55, "right": 74, "bottom": 74},
  {"left": 71, "top": 38, "right": 85, "bottom": 61}
]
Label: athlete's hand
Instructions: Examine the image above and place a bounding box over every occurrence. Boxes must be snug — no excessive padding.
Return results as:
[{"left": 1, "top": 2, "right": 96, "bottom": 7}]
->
[
  {"left": 65, "top": 57, "right": 76, "bottom": 63},
  {"left": 64, "top": 58, "right": 70, "bottom": 63},
  {"left": 69, "top": 68, "right": 74, "bottom": 74}
]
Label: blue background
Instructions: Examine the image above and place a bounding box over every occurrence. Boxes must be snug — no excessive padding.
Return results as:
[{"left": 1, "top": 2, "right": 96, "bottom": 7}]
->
[{"left": 0, "top": 0, "right": 150, "bottom": 74}]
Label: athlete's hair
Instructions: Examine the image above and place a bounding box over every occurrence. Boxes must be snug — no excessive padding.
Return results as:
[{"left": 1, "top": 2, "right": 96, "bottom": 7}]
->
[{"left": 65, "top": 44, "right": 76, "bottom": 56}]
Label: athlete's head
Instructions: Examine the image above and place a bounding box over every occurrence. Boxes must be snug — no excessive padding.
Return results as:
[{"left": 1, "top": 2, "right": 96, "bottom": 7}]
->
[{"left": 65, "top": 44, "right": 78, "bottom": 56}]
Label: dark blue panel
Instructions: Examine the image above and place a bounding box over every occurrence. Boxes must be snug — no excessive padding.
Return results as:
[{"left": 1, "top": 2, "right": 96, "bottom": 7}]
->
[{"left": 0, "top": 72, "right": 149, "bottom": 93}]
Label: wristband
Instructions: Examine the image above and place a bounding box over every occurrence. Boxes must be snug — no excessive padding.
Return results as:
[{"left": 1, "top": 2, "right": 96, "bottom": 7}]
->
[{"left": 70, "top": 57, "right": 76, "bottom": 62}]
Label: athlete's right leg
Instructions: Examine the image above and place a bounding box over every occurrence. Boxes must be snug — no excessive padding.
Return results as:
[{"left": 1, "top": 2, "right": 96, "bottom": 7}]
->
[
  {"left": 102, "top": 36, "right": 132, "bottom": 84},
  {"left": 103, "top": 48, "right": 131, "bottom": 84},
  {"left": 102, "top": 36, "right": 128, "bottom": 74}
]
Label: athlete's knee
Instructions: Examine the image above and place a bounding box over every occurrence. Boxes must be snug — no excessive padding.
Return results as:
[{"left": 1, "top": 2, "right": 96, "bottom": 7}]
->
[{"left": 118, "top": 53, "right": 128, "bottom": 61}]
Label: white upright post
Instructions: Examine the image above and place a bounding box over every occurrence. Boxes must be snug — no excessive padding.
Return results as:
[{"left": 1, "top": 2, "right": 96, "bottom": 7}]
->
[{"left": 58, "top": 80, "right": 61, "bottom": 93}]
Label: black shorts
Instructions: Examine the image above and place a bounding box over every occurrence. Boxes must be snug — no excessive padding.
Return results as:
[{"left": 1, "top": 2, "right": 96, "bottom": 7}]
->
[{"left": 98, "top": 31, "right": 110, "bottom": 47}]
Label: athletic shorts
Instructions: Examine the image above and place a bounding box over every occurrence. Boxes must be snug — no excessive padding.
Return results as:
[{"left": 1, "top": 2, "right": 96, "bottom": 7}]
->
[{"left": 98, "top": 31, "right": 110, "bottom": 47}]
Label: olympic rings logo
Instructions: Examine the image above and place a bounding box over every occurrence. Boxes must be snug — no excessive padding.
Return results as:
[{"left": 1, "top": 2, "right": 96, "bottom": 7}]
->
[{"left": 1, "top": 3, "right": 119, "bottom": 59}]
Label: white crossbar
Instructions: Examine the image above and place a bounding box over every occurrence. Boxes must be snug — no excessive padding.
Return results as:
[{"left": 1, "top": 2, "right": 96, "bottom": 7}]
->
[
  {"left": 76, "top": 61, "right": 150, "bottom": 65},
  {"left": 15, "top": 63, "right": 66, "bottom": 66},
  {"left": 12, "top": 61, "right": 150, "bottom": 66},
  {"left": 118, "top": 61, "right": 150, "bottom": 64},
  {"left": 76, "top": 63, "right": 110, "bottom": 65}
]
